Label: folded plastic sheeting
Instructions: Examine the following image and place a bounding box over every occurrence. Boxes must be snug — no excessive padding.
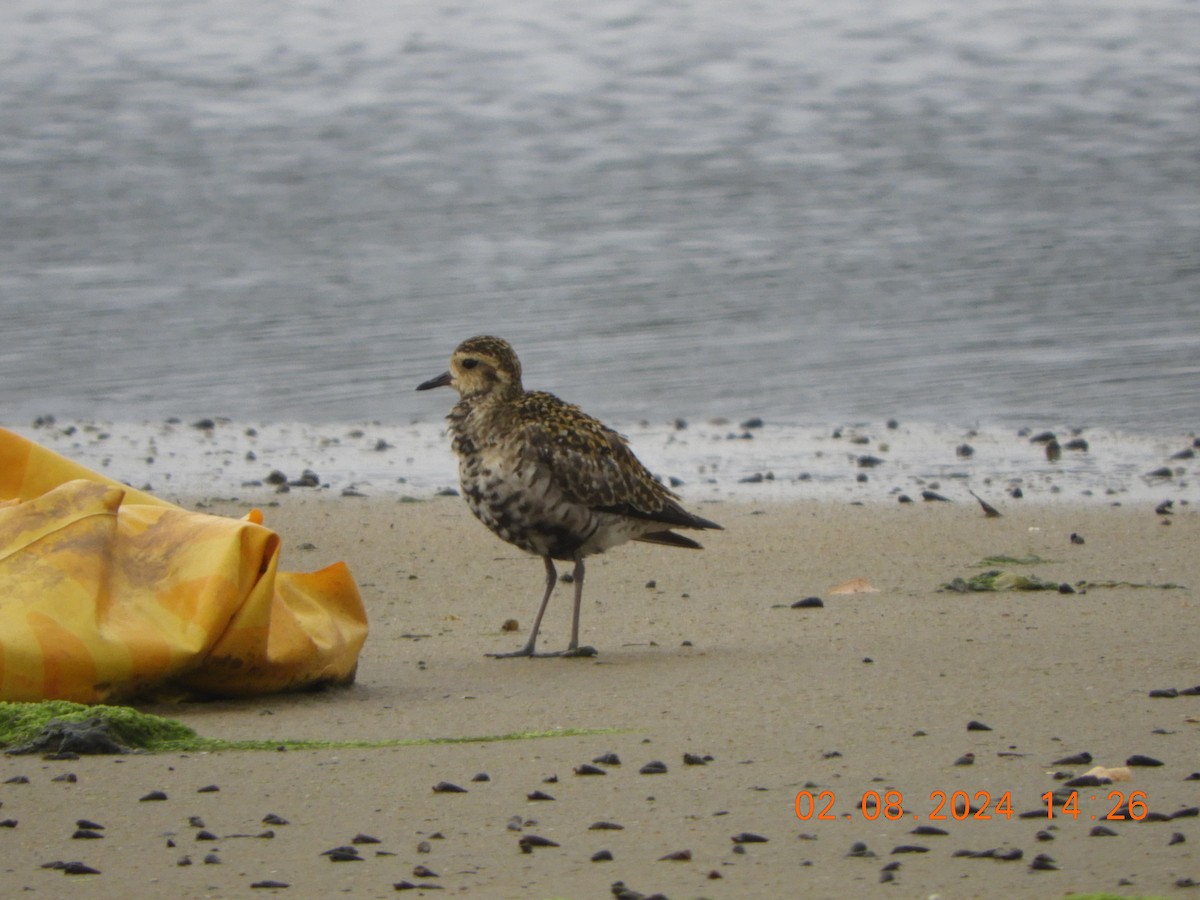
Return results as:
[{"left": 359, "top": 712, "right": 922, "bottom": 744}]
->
[{"left": 0, "top": 428, "right": 368, "bottom": 703}]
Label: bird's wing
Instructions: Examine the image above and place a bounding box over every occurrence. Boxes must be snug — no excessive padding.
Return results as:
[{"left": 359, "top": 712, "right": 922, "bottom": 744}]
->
[{"left": 514, "top": 392, "right": 707, "bottom": 528}]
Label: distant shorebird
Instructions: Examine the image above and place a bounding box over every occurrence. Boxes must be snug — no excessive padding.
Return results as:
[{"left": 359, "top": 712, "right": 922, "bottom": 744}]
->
[{"left": 417, "top": 335, "right": 722, "bottom": 658}]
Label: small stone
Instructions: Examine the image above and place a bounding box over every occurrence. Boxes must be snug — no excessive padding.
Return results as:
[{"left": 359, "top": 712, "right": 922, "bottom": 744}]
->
[
  {"left": 61, "top": 861, "right": 102, "bottom": 875},
  {"left": 1126, "top": 754, "right": 1163, "bottom": 767},
  {"left": 575, "top": 764, "right": 606, "bottom": 776},
  {"left": 790, "top": 596, "right": 824, "bottom": 609},
  {"left": 431, "top": 782, "right": 467, "bottom": 793},
  {"left": 591, "top": 849, "right": 613, "bottom": 862},
  {"left": 658, "top": 849, "right": 692, "bottom": 861},
  {"left": 639, "top": 761, "right": 668, "bottom": 775},
  {"left": 139, "top": 790, "right": 168, "bottom": 802},
  {"left": 966, "top": 720, "right": 992, "bottom": 731},
  {"left": 526, "top": 790, "right": 555, "bottom": 801},
  {"left": 732, "top": 832, "right": 768, "bottom": 843},
  {"left": 322, "top": 846, "right": 362, "bottom": 862},
  {"left": 518, "top": 834, "right": 559, "bottom": 853},
  {"left": 1051, "top": 752, "right": 1092, "bottom": 766}
]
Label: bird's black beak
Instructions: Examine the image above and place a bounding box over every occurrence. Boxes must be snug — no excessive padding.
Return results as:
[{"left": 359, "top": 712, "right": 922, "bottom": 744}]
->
[{"left": 416, "top": 371, "right": 452, "bottom": 391}]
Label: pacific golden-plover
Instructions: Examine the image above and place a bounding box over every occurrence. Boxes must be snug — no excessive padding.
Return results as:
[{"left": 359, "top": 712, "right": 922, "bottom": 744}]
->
[{"left": 417, "top": 335, "right": 722, "bottom": 658}]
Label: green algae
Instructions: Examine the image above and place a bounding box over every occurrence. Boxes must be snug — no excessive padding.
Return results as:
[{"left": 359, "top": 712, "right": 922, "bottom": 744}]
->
[{"left": 0, "top": 701, "right": 616, "bottom": 753}]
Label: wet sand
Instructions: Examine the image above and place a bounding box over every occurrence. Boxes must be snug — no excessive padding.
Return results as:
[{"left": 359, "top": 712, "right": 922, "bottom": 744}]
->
[{"left": 1, "top": 494, "right": 1197, "bottom": 898}]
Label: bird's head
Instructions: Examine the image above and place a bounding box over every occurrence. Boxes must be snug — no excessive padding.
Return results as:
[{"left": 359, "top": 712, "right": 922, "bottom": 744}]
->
[{"left": 417, "top": 335, "right": 524, "bottom": 400}]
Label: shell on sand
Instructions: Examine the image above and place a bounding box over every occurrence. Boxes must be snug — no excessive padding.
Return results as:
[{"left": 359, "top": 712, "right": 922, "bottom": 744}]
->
[
  {"left": 1084, "top": 765, "right": 1132, "bottom": 782},
  {"left": 830, "top": 578, "right": 880, "bottom": 595}
]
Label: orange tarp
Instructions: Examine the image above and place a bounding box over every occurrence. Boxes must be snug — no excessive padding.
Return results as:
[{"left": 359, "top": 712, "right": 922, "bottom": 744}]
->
[{"left": 0, "top": 427, "right": 367, "bottom": 703}]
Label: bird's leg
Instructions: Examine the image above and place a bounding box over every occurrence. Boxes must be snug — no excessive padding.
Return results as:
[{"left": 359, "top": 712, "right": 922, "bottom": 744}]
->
[
  {"left": 488, "top": 555, "right": 558, "bottom": 659},
  {"left": 559, "top": 554, "right": 597, "bottom": 657}
]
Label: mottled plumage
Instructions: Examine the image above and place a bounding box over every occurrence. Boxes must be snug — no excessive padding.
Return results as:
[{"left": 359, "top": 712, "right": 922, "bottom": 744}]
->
[{"left": 417, "top": 335, "right": 721, "bottom": 657}]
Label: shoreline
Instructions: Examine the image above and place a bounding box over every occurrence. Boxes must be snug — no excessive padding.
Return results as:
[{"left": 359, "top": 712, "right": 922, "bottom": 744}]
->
[
  {"left": 2, "top": 493, "right": 1197, "bottom": 898},
  {"left": 3, "top": 417, "right": 1196, "bottom": 511}
]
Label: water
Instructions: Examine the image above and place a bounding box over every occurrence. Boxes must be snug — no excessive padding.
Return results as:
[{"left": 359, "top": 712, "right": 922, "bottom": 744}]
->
[{"left": 2, "top": 0, "right": 1199, "bottom": 433}]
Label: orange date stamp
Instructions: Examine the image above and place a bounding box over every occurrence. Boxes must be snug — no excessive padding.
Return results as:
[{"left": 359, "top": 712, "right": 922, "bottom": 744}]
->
[{"left": 794, "top": 789, "right": 1150, "bottom": 822}]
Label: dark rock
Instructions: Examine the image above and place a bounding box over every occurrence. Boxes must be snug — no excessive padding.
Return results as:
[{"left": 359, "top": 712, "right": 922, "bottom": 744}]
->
[{"left": 5, "top": 718, "right": 127, "bottom": 756}]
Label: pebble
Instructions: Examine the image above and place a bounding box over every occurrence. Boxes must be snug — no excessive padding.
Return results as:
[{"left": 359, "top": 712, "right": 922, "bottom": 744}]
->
[
  {"left": 518, "top": 834, "right": 560, "bottom": 853},
  {"left": 790, "top": 596, "right": 824, "bottom": 609},
  {"left": 731, "top": 832, "right": 768, "bottom": 843},
  {"left": 639, "top": 761, "right": 668, "bottom": 775},
  {"left": 321, "top": 845, "right": 363, "bottom": 862},
  {"left": 657, "top": 849, "right": 691, "bottom": 861},
  {"left": 1125, "top": 754, "right": 1164, "bottom": 767},
  {"left": 1051, "top": 751, "right": 1092, "bottom": 765}
]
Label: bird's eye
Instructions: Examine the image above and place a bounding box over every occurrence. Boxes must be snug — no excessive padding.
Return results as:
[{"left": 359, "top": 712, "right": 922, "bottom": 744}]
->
[{"left": 461, "top": 358, "right": 478, "bottom": 370}]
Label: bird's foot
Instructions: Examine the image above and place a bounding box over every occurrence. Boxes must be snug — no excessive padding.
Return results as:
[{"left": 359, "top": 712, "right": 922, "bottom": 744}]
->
[
  {"left": 560, "top": 645, "right": 598, "bottom": 658},
  {"left": 486, "top": 645, "right": 597, "bottom": 659}
]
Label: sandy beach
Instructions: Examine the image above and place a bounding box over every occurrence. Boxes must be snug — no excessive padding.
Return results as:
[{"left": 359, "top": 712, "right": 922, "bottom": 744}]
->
[{"left": 1, "top": 491, "right": 1197, "bottom": 899}]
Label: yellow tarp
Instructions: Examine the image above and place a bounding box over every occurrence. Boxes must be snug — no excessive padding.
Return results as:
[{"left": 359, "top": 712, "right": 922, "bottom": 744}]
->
[{"left": 0, "top": 427, "right": 368, "bottom": 703}]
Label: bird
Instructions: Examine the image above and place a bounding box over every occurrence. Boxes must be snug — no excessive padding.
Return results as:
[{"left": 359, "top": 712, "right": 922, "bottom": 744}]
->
[{"left": 417, "top": 335, "right": 722, "bottom": 658}]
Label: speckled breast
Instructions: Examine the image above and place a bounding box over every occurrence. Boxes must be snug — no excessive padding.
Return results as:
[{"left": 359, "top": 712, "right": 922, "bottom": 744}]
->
[{"left": 455, "top": 444, "right": 601, "bottom": 561}]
